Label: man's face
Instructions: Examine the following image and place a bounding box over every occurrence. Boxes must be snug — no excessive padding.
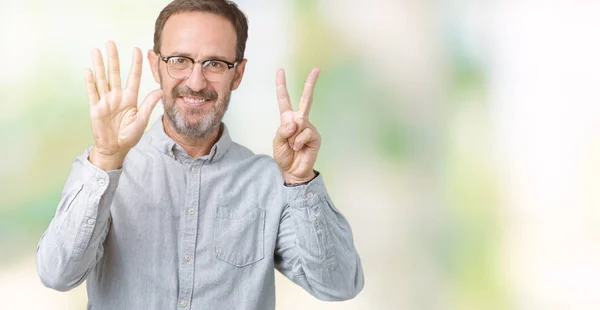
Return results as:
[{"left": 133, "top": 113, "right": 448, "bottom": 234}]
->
[{"left": 149, "top": 11, "right": 246, "bottom": 139}]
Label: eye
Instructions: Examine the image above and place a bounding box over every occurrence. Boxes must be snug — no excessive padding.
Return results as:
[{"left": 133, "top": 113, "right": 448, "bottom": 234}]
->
[
  {"left": 208, "top": 61, "right": 225, "bottom": 69},
  {"left": 167, "top": 57, "right": 190, "bottom": 68}
]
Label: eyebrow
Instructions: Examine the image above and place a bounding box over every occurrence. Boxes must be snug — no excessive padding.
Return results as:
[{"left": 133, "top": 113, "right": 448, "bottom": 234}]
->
[{"left": 167, "top": 52, "right": 234, "bottom": 62}]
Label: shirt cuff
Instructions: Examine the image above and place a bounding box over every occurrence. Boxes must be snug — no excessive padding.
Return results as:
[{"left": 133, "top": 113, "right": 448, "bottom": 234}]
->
[
  {"left": 80, "top": 147, "right": 123, "bottom": 220},
  {"left": 283, "top": 171, "right": 327, "bottom": 206}
]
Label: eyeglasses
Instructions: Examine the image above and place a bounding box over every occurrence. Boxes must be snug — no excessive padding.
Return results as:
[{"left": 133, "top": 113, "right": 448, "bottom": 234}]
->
[{"left": 159, "top": 54, "right": 237, "bottom": 82}]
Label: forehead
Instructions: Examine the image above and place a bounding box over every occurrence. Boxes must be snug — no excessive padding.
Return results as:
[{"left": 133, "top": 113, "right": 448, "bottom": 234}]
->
[{"left": 161, "top": 11, "right": 237, "bottom": 60}]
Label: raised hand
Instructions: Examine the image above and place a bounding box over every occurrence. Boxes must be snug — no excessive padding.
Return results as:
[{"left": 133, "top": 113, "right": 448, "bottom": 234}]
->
[
  {"left": 85, "top": 41, "right": 163, "bottom": 171},
  {"left": 273, "top": 67, "right": 322, "bottom": 185}
]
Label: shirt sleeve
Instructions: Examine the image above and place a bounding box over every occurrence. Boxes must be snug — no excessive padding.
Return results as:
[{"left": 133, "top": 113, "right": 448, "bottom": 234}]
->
[
  {"left": 274, "top": 172, "right": 365, "bottom": 301},
  {"left": 36, "top": 147, "right": 121, "bottom": 291}
]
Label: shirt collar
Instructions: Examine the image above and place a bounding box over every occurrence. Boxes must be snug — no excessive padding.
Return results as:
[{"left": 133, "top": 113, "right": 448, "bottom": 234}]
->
[{"left": 147, "top": 116, "right": 232, "bottom": 163}]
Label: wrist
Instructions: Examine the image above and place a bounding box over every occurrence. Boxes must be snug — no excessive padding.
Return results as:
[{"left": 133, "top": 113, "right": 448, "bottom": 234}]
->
[
  {"left": 283, "top": 170, "right": 317, "bottom": 186},
  {"left": 89, "top": 146, "right": 126, "bottom": 171}
]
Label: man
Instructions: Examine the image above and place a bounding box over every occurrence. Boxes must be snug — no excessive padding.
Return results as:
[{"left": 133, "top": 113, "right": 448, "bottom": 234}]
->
[{"left": 36, "top": 0, "right": 364, "bottom": 309}]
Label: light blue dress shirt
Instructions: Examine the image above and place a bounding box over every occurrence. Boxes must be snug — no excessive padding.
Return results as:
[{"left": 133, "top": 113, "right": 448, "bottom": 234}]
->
[{"left": 36, "top": 118, "right": 364, "bottom": 309}]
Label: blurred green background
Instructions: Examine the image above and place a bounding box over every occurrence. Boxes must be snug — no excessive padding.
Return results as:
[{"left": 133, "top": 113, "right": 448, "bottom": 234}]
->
[{"left": 2, "top": 0, "right": 600, "bottom": 309}]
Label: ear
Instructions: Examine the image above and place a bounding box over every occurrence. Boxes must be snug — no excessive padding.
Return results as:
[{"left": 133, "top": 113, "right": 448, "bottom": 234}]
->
[
  {"left": 147, "top": 50, "right": 161, "bottom": 84},
  {"left": 231, "top": 58, "right": 247, "bottom": 91}
]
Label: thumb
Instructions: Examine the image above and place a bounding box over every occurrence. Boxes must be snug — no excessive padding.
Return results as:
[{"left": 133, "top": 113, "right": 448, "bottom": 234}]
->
[
  {"left": 273, "top": 121, "right": 296, "bottom": 150},
  {"left": 138, "top": 89, "right": 163, "bottom": 123}
]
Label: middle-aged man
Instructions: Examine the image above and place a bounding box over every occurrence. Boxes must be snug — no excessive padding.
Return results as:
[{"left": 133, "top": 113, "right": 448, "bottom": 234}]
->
[{"left": 36, "top": 0, "right": 364, "bottom": 309}]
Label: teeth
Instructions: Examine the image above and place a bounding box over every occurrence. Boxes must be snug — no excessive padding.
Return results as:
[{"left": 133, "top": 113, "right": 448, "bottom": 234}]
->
[{"left": 183, "top": 97, "right": 207, "bottom": 104}]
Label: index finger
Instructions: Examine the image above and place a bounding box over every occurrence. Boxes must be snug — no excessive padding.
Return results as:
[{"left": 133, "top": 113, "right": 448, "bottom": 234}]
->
[
  {"left": 125, "top": 47, "right": 143, "bottom": 94},
  {"left": 276, "top": 68, "right": 293, "bottom": 114},
  {"left": 299, "top": 67, "right": 320, "bottom": 118}
]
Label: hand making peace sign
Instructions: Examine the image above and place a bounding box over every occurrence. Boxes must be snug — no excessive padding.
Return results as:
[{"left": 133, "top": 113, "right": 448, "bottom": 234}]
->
[{"left": 273, "top": 68, "right": 322, "bottom": 185}]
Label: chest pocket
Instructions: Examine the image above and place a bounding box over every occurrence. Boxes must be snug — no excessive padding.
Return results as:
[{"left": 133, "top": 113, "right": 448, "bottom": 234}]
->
[{"left": 214, "top": 206, "right": 265, "bottom": 267}]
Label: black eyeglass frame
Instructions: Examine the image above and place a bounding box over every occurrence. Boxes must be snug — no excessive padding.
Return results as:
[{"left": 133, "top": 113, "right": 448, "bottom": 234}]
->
[{"left": 159, "top": 54, "right": 237, "bottom": 79}]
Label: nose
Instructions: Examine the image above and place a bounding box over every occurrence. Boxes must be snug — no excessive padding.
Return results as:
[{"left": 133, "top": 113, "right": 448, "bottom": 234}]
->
[{"left": 185, "top": 63, "right": 208, "bottom": 92}]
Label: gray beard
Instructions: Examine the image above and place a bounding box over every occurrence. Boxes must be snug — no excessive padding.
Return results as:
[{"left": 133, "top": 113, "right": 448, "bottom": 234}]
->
[
  {"left": 159, "top": 69, "right": 233, "bottom": 140},
  {"left": 164, "top": 91, "right": 230, "bottom": 139}
]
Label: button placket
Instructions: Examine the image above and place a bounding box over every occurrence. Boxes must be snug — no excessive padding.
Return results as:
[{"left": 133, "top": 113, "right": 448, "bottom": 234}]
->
[
  {"left": 177, "top": 161, "right": 203, "bottom": 305},
  {"left": 312, "top": 205, "right": 323, "bottom": 238}
]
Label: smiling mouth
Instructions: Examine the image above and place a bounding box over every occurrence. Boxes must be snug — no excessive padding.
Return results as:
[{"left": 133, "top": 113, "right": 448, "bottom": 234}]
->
[
  {"left": 183, "top": 96, "right": 207, "bottom": 103},
  {"left": 180, "top": 96, "right": 212, "bottom": 107}
]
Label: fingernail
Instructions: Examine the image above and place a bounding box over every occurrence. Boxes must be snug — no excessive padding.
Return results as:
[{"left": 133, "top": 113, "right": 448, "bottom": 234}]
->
[{"left": 287, "top": 123, "right": 294, "bottom": 132}]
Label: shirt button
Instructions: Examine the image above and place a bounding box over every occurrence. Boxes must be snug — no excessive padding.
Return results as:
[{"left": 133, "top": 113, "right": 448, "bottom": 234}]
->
[
  {"left": 306, "top": 192, "right": 314, "bottom": 200},
  {"left": 188, "top": 208, "right": 195, "bottom": 215},
  {"left": 191, "top": 167, "right": 198, "bottom": 173},
  {"left": 180, "top": 301, "right": 188, "bottom": 308},
  {"left": 317, "top": 230, "right": 322, "bottom": 235},
  {"left": 184, "top": 255, "right": 192, "bottom": 261},
  {"left": 98, "top": 179, "right": 105, "bottom": 186},
  {"left": 87, "top": 219, "right": 95, "bottom": 225}
]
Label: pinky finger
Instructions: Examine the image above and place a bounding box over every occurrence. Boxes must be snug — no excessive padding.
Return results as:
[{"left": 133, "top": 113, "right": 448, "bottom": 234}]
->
[{"left": 84, "top": 68, "right": 99, "bottom": 105}]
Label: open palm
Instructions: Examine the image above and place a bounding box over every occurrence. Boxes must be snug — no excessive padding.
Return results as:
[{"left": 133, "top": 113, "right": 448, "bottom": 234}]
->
[{"left": 84, "top": 41, "right": 162, "bottom": 170}]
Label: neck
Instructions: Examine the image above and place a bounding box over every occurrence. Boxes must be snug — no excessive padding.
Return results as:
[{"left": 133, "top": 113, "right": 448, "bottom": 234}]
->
[{"left": 162, "top": 116, "right": 221, "bottom": 159}]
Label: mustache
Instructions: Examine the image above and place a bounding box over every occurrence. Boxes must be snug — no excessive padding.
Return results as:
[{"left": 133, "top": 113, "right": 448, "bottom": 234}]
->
[{"left": 172, "top": 86, "right": 218, "bottom": 101}]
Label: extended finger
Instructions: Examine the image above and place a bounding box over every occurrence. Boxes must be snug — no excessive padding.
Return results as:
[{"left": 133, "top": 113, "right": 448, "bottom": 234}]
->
[
  {"left": 84, "top": 68, "right": 99, "bottom": 105},
  {"left": 299, "top": 67, "right": 320, "bottom": 118},
  {"left": 276, "top": 68, "right": 293, "bottom": 115},
  {"left": 125, "top": 47, "right": 143, "bottom": 95},
  {"left": 91, "top": 48, "right": 109, "bottom": 96},
  {"left": 106, "top": 41, "right": 121, "bottom": 91}
]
